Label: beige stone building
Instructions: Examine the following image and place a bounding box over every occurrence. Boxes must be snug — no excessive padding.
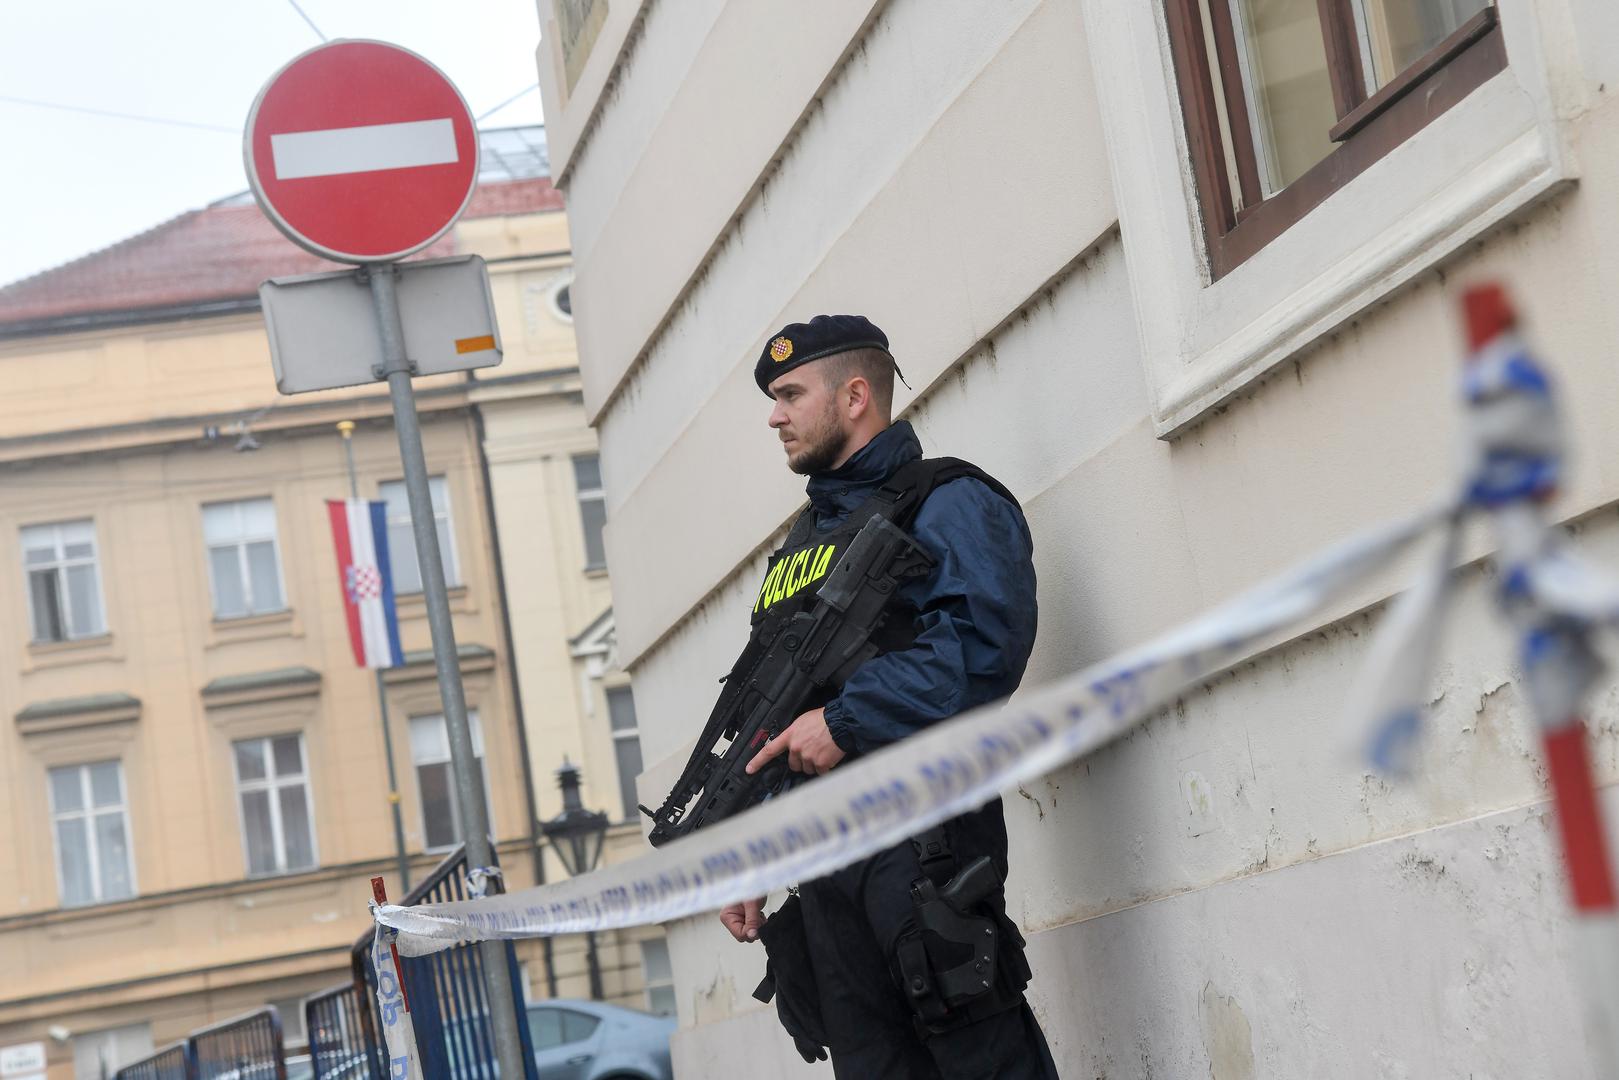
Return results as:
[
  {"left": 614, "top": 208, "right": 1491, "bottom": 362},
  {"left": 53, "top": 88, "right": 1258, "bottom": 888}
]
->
[
  {"left": 0, "top": 127, "right": 666, "bottom": 1079},
  {"left": 539, "top": 0, "right": 1619, "bottom": 1076}
]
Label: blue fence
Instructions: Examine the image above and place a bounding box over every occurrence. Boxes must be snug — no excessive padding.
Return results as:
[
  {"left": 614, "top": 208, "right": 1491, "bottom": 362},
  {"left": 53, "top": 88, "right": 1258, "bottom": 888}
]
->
[
  {"left": 354, "top": 845, "right": 538, "bottom": 1080},
  {"left": 117, "top": 847, "right": 531, "bottom": 1080},
  {"left": 191, "top": 1008, "right": 287, "bottom": 1080},
  {"left": 305, "top": 977, "right": 385, "bottom": 1080},
  {"left": 115, "top": 1008, "right": 285, "bottom": 1080}
]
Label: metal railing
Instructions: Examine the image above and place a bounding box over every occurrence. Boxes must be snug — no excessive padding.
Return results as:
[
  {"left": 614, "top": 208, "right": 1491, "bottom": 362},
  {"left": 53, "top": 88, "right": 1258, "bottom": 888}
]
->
[
  {"left": 191, "top": 1007, "right": 287, "bottom": 1080},
  {"left": 305, "top": 978, "right": 384, "bottom": 1080},
  {"left": 115, "top": 1008, "right": 286, "bottom": 1080},
  {"left": 114, "top": 1042, "right": 195, "bottom": 1080},
  {"left": 118, "top": 848, "right": 533, "bottom": 1080},
  {"left": 352, "top": 844, "right": 537, "bottom": 1080}
]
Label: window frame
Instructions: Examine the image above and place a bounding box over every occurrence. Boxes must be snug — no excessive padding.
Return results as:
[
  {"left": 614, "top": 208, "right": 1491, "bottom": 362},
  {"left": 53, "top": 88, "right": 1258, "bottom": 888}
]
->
[
  {"left": 21, "top": 518, "right": 107, "bottom": 643},
  {"left": 378, "top": 475, "right": 462, "bottom": 594},
  {"left": 640, "top": 937, "right": 677, "bottom": 1017},
  {"left": 1165, "top": 0, "right": 1506, "bottom": 279},
  {"left": 232, "top": 733, "right": 320, "bottom": 877},
  {"left": 48, "top": 760, "right": 137, "bottom": 908},
  {"left": 409, "top": 710, "right": 496, "bottom": 852},
  {"left": 549, "top": 277, "right": 574, "bottom": 323},
  {"left": 605, "top": 685, "right": 643, "bottom": 822},
  {"left": 202, "top": 497, "right": 288, "bottom": 619},
  {"left": 572, "top": 454, "right": 608, "bottom": 572}
]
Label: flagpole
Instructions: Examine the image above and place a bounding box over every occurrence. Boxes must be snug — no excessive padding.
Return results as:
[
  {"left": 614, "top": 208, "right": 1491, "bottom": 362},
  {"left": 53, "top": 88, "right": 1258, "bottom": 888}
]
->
[{"left": 338, "top": 419, "right": 413, "bottom": 894}]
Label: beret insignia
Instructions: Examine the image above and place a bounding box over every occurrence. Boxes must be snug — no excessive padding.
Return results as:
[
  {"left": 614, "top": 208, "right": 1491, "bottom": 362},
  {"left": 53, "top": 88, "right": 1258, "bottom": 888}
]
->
[{"left": 754, "top": 315, "right": 890, "bottom": 396}]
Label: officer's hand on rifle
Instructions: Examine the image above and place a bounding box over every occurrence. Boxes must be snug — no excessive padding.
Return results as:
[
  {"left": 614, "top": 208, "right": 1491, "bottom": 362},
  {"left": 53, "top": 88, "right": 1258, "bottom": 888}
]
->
[
  {"left": 745, "top": 707, "right": 847, "bottom": 777},
  {"left": 719, "top": 896, "right": 766, "bottom": 942}
]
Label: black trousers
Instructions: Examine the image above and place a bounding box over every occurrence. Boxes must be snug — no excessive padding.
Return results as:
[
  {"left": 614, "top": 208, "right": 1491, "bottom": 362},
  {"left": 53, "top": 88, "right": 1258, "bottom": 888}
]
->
[{"left": 796, "top": 800, "right": 1059, "bottom": 1079}]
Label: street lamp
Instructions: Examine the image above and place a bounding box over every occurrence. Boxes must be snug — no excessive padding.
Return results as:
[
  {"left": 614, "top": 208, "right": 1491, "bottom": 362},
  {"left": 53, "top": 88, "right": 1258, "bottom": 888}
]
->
[{"left": 540, "top": 760, "right": 610, "bottom": 999}]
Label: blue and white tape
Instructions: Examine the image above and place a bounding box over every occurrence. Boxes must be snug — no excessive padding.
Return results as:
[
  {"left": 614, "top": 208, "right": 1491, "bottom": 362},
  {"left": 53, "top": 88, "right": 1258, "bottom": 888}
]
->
[{"left": 375, "top": 506, "right": 1444, "bottom": 955}]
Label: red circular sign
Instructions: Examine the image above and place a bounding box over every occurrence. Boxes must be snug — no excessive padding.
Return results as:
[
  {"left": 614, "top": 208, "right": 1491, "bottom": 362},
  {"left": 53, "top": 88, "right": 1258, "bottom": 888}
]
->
[{"left": 244, "top": 41, "right": 479, "bottom": 263}]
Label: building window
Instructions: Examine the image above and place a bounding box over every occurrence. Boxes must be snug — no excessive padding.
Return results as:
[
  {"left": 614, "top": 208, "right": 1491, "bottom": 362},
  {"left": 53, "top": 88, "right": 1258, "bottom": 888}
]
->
[
  {"left": 606, "top": 686, "right": 643, "bottom": 821},
  {"left": 410, "top": 711, "right": 494, "bottom": 851},
  {"left": 379, "top": 476, "right": 460, "bottom": 594},
  {"left": 203, "top": 497, "right": 286, "bottom": 618},
  {"left": 641, "top": 938, "right": 676, "bottom": 1017},
  {"left": 1165, "top": 0, "right": 1504, "bottom": 277},
  {"left": 21, "top": 519, "right": 106, "bottom": 643},
  {"left": 233, "top": 734, "right": 318, "bottom": 876},
  {"left": 48, "top": 761, "right": 136, "bottom": 907},
  {"left": 72, "top": 1023, "right": 153, "bottom": 1080},
  {"left": 573, "top": 454, "right": 607, "bottom": 571},
  {"left": 550, "top": 278, "right": 573, "bottom": 322}
]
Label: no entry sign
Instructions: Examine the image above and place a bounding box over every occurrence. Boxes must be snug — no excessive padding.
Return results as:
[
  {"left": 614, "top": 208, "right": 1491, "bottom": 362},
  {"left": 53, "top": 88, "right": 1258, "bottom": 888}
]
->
[{"left": 244, "top": 40, "right": 479, "bottom": 263}]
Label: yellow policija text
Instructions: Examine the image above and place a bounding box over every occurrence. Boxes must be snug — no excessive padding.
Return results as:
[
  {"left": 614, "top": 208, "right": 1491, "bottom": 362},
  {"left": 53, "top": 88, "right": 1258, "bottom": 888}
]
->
[{"left": 754, "top": 544, "right": 839, "bottom": 614}]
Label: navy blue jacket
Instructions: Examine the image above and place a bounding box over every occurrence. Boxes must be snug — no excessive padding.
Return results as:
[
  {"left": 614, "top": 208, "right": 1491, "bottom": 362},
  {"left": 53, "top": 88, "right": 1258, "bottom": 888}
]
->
[{"left": 808, "top": 421, "right": 1039, "bottom": 754}]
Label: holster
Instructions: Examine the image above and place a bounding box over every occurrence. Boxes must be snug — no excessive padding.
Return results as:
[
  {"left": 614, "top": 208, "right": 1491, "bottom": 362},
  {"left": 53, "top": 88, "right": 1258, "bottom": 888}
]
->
[
  {"left": 896, "top": 833, "right": 1033, "bottom": 1039},
  {"left": 751, "top": 893, "right": 829, "bottom": 1063}
]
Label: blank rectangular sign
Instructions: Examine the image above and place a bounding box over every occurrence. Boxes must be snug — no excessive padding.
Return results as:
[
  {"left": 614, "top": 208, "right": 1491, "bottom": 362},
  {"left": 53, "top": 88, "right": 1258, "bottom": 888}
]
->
[{"left": 260, "top": 255, "right": 503, "bottom": 395}]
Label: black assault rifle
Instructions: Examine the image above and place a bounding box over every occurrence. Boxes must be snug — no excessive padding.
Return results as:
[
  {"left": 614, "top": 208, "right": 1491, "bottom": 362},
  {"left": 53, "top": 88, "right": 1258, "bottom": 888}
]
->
[{"left": 643, "top": 515, "right": 935, "bottom": 848}]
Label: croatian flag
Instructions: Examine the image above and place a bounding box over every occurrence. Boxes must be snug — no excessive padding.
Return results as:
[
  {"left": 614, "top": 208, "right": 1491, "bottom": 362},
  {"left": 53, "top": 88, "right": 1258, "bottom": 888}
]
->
[{"left": 327, "top": 500, "right": 404, "bottom": 669}]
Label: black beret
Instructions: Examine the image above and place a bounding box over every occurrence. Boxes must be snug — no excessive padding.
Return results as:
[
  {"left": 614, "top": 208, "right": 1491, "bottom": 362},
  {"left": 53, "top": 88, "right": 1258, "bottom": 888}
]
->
[{"left": 755, "top": 314, "right": 891, "bottom": 396}]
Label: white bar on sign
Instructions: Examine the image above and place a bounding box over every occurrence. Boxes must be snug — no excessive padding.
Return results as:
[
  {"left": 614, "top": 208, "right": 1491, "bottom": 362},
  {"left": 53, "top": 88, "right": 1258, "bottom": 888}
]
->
[{"left": 271, "top": 118, "right": 458, "bottom": 180}]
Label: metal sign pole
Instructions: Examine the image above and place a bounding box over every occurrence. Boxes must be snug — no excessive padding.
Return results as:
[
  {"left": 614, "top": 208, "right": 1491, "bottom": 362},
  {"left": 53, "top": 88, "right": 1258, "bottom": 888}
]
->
[{"left": 365, "top": 262, "right": 527, "bottom": 1080}]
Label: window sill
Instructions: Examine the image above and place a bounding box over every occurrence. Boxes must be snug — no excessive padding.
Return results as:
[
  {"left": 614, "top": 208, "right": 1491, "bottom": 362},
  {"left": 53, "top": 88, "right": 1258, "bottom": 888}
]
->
[
  {"left": 241, "top": 865, "right": 320, "bottom": 884},
  {"left": 583, "top": 565, "right": 609, "bottom": 579},
  {"left": 1155, "top": 117, "right": 1566, "bottom": 438},
  {"left": 207, "top": 608, "right": 301, "bottom": 649},
  {"left": 58, "top": 893, "right": 140, "bottom": 913},
  {"left": 23, "top": 632, "right": 121, "bottom": 672},
  {"left": 393, "top": 584, "right": 474, "bottom": 617}
]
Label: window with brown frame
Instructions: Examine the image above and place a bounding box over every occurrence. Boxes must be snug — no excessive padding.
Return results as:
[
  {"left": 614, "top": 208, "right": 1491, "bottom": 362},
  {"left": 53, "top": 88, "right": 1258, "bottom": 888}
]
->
[{"left": 1165, "top": 0, "right": 1508, "bottom": 279}]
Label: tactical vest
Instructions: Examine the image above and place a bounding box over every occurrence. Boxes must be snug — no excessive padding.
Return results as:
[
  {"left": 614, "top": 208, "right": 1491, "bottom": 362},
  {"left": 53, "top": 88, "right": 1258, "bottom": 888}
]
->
[{"left": 727, "top": 456, "right": 1018, "bottom": 710}]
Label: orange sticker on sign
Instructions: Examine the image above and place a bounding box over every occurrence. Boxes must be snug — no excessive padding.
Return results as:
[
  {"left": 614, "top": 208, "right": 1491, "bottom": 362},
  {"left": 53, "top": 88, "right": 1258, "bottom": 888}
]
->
[{"left": 455, "top": 334, "right": 496, "bottom": 355}]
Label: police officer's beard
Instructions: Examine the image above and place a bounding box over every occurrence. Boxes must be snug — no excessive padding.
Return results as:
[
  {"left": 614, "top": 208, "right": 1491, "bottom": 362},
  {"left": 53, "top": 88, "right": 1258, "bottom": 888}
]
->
[{"left": 786, "top": 407, "right": 849, "bottom": 476}]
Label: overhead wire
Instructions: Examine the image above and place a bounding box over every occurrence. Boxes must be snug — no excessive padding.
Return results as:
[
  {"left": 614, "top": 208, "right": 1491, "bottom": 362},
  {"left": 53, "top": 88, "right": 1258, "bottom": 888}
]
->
[
  {"left": 0, "top": 94, "right": 236, "bottom": 134},
  {"left": 285, "top": 0, "right": 327, "bottom": 41},
  {"left": 477, "top": 83, "right": 540, "bottom": 122}
]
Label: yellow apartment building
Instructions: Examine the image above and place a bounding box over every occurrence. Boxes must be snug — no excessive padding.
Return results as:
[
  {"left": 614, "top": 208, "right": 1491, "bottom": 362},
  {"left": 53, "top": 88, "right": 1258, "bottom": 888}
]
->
[{"left": 0, "top": 127, "right": 667, "bottom": 1079}]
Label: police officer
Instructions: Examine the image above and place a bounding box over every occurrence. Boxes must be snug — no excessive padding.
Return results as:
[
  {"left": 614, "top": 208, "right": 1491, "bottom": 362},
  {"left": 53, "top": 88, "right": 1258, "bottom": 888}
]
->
[{"left": 719, "top": 315, "right": 1059, "bottom": 1078}]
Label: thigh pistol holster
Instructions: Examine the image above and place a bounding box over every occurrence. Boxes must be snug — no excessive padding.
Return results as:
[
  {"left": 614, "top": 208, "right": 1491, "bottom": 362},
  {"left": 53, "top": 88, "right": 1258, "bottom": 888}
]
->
[{"left": 895, "top": 827, "right": 1029, "bottom": 1037}]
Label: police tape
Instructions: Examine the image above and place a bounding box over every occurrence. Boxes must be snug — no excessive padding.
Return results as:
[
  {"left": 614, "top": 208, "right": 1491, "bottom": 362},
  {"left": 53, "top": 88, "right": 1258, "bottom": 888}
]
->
[
  {"left": 375, "top": 502, "right": 1447, "bottom": 956},
  {"left": 369, "top": 921, "right": 424, "bottom": 1077}
]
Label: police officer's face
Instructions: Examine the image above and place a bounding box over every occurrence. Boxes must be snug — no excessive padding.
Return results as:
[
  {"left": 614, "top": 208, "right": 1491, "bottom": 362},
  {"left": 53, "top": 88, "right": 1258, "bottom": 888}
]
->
[{"left": 768, "top": 371, "right": 848, "bottom": 475}]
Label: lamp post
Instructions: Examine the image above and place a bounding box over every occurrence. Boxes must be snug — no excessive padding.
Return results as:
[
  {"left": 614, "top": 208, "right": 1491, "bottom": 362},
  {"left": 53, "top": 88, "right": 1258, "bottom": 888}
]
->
[{"left": 540, "top": 760, "right": 610, "bottom": 999}]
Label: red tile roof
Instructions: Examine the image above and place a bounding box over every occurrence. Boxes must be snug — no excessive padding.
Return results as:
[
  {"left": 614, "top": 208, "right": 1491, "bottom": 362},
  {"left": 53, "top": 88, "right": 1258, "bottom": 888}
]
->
[{"left": 0, "top": 178, "right": 564, "bottom": 330}]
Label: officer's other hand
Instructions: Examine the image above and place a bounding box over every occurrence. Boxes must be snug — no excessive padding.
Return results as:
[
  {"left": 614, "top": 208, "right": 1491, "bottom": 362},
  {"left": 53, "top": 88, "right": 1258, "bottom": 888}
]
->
[
  {"left": 720, "top": 896, "right": 765, "bottom": 942},
  {"left": 793, "top": 1037, "right": 829, "bottom": 1064},
  {"left": 746, "top": 707, "right": 847, "bottom": 777}
]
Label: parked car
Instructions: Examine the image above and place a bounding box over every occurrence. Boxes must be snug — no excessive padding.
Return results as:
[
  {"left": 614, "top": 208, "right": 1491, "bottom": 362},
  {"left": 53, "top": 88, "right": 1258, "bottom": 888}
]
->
[
  {"left": 525, "top": 1000, "right": 674, "bottom": 1080},
  {"left": 442, "top": 1000, "right": 674, "bottom": 1080}
]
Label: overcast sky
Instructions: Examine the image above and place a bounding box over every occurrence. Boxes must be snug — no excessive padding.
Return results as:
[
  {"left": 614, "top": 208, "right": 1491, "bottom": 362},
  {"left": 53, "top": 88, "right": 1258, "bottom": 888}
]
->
[{"left": 0, "top": 0, "right": 546, "bottom": 287}]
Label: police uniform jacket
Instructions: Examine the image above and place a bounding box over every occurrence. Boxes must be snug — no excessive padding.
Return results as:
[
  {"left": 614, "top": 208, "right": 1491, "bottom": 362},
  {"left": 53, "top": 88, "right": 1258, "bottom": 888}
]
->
[{"left": 797, "top": 419, "right": 1039, "bottom": 754}]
